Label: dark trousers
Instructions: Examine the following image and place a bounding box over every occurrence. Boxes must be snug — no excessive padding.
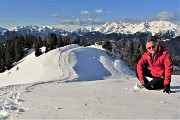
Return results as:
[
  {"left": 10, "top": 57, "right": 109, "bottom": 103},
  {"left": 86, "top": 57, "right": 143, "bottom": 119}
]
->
[{"left": 136, "top": 67, "right": 164, "bottom": 90}]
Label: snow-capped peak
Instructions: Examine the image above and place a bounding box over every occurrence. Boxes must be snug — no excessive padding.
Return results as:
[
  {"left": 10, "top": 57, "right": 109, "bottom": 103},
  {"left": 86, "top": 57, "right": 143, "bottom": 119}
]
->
[
  {"left": 0, "top": 27, "right": 7, "bottom": 33},
  {"left": 72, "top": 21, "right": 180, "bottom": 37},
  {"left": 6, "top": 25, "right": 68, "bottom": 37},
  {"left": 70, "top": 26, "right": 96, "bottom": 34}
]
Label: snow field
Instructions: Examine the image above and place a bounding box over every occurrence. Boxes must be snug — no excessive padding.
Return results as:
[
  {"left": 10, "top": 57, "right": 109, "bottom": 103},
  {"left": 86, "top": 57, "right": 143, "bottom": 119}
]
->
[{"left": 0, "top": 44, "right": 179, "bottom": 119}]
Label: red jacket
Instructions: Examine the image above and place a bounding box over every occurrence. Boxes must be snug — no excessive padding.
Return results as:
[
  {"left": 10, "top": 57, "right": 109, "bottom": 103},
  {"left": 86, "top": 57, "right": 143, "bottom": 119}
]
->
[{"left": 137, "top": 45, "right": 173, "bottom": 85}]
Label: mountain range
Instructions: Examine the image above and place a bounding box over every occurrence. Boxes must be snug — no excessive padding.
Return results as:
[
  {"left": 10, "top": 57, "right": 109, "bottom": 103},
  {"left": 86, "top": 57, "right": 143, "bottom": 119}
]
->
[
  {"left": 71, "top": 21, "right": 180, "bottom": 37},
  {"left": 0, "top": 26, "right": 68, "bottom": 36},
  {"left": 0, "top": 21, "right": 179, "bottom": 42}
]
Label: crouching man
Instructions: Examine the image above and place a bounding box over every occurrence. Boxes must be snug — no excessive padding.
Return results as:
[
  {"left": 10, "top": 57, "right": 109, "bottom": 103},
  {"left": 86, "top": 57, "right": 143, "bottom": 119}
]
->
[{"left": 136, "top": 38, "right": 173, "bottom": 94}]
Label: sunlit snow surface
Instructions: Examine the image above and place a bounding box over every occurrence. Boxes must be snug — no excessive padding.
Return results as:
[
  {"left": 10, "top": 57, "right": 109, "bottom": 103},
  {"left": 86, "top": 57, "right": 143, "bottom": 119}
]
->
[{"left": 0, "top": 44, "right": 179, "bottom": 119}]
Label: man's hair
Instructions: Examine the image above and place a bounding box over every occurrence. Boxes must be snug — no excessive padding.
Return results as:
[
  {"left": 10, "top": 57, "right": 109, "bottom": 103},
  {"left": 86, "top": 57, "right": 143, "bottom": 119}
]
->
[{"left": 146, "top": 38, "right": 156, "bottom": 44}]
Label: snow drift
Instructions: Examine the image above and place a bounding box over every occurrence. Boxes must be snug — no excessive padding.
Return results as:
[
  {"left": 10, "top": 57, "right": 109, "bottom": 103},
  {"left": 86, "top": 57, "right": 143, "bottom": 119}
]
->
[{"left": 0, "top": 44, "right": 135, "bottom": 87}]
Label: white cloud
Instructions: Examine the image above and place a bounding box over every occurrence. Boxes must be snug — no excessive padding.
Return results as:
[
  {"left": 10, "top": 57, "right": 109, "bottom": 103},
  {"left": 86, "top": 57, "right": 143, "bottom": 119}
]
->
[
  {"left": 56, "top": 8, "right": 179, "bottom": 27},
  {"left": 58, "top": 8, "right": 111, "bottom": 26},
  {"left": 116, "top": 11, "right": 180, "bottom": 24},
  {"left": 95, "top": 9, "right": 103, "bottom": 14},
  {"left": 156, "top": 11, "right": 174, "bottom": 20},
  {"left": 146, "top": 11, "right": 180, "bottom": 24},
  {"left": 51, "top": 13, "right": 60, "bottom": 18},
  {"left": 60, "top": 19, "right": 74, "bottom": 25},
  {"left": 57, "top": 10, "right": 179, "bottom": 27},
  {"left": 59, "top": 17, "right": 105, "bottom": 26},
  {"left": 80, "top": 10, "right": 91, "bottom": 15}
]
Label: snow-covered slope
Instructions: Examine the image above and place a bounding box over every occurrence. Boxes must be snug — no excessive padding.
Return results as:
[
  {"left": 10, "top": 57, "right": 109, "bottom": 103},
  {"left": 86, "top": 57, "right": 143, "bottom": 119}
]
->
[
  {"left": 0, "top": 44, "right": 135, "bottom": 87},
  {"left": 72, "top": 21, "right": 180, "bottom": 37},
  {"left": 0, "top": 44, "right": 179, "bottom": 119}
]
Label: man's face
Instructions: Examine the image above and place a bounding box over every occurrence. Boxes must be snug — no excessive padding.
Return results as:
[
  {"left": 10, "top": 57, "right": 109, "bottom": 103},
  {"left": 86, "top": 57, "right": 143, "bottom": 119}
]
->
[{"left": 146, "top": 41, "right": 157, "bottom": 54}]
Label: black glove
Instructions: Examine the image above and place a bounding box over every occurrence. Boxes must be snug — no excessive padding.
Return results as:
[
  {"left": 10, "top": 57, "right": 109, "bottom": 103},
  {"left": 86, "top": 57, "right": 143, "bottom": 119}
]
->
[{"left": 163, "top": 84, "right": 171, "bottom": 94}]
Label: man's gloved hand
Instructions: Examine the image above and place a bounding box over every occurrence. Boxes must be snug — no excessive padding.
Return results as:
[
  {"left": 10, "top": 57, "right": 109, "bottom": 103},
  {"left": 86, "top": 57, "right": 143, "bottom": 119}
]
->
[
  {"left": 163, "top": 84, "right": 171, "bottom": 94},
  {"left": 140, "top": 80, "right": 145, "bottom": 86}
]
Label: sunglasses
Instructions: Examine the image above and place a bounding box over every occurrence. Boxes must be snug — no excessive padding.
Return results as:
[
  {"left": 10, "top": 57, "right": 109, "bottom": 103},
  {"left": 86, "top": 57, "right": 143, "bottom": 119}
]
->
[{"left": 146, "top": 45, "right": 156, "bottom": 50}]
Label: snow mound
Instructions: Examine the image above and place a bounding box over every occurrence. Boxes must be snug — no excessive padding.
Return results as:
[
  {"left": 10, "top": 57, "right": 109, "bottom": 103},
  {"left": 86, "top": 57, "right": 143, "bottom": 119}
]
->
[{"left": 0, "top": 44, "right": 135, "bottom": 87}]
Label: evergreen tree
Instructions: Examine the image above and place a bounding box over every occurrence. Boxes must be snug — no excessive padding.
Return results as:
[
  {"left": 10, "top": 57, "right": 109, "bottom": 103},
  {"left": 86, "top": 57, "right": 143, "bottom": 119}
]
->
[
  {"left": 48, "top": 33, "right": 58, "bottom": 50},
  {"left": 57, "top": 36, "right": 63, "bottom": 47},
  {"left": 64, "top": 37, "right": 70, "bottom": 46},
  {"left": 131, "top": 45, "right": 142, "bottom": 70},
  {"left": 0, "top": 43, "right": 5, "bottom": 61},
  {"left": 139, "top": 43, "right": 145, "bottom": 55},
  {"left": 25, "top": 35, "right": 35, "bottom": 48},
  {"left": 5, "top": 42, "right": 13, "bottom": 70},
  {"left": 45, "top": 39, "right": 50, "bottom": 53},
  {"left": 123, "top": 40, "right": 135, "bottom": 69},
  {"left": 0, "top": 58, "right": 5, "bottom": 72},
  {"left": 102, "top": 40, "right": 112, "bottom": 51},
  {"left": 78, "top": 38, "right": 87, "bottom": 46},
  {"left": 9, "top": 39, "right": 15, "bottom": 62},
  {"left": 34, "top": 37, "right": 42, "bottom": 57},
  {"left": 74, "top": 36, "right": 81, "bottom": 45},
  {"left": 125, "top": 40, "right": 134, "bottom": 54},
  {"left": 14, "top": 37, "right": 24, "bottom": 62}
]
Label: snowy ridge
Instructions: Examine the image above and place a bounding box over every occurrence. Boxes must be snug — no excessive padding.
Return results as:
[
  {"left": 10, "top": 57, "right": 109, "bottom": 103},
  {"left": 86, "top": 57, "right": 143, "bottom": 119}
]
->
[
  {"left": 0, "top": 27, "right": 7, "bottom": 34},
  {"left": 7, "top": 25, "right": 68, "bottom": 36},
  {"left": 72, "top": 21, "right": 180, "bottom": 37},
  {"left": 0, "top": 44, "right": 135, "bottom": 87},
  {"left": 70, "top": 26, "right": 96, "bottom": 34}
]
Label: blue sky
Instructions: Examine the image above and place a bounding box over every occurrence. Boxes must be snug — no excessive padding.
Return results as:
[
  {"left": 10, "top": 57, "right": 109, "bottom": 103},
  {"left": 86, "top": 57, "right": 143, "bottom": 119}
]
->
[{"left": 0, "top": 0, "right": 179, "bottom": 29}]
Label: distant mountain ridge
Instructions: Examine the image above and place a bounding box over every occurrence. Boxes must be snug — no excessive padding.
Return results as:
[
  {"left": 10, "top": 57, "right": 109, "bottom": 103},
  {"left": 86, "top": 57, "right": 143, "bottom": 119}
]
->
[
  {"left": 8, "top": 25, "right": 68, "bottom": 36},
  {"left": 0, "top": 21, "right": 179, "bottom": 42},
  {"left": 0, "top": 27, "right": 7, "bottom": 33},
  {"left": 0, "top": 26, "right": 69, "bottom": 42},
  {"left": 72, "top": 21, "right": 180, "bottom": 37}
]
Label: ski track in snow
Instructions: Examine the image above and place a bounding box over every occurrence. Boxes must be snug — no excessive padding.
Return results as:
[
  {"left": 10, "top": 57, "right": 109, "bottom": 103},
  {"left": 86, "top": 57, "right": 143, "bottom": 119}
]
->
[{"left": 58, "top": 46, "right": 78, "bottom": 81}]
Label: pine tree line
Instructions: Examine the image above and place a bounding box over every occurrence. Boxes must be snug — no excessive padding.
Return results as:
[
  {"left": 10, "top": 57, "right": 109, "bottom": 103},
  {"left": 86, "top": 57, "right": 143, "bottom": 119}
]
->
[
  {"left": 102, "top": 39, "right": 145, "bottom": 70},
  {"left": 0, "top": 33, "right": 87, "bottom": 73},
  {"left": 0, "top": 35, "right": 31, "bottom": 72}
]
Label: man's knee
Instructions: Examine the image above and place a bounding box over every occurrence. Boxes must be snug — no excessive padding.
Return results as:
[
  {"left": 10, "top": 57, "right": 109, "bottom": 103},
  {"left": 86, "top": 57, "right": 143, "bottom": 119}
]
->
[{"left": 144, "top": 77, "right": 164, "bottom": 90}]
